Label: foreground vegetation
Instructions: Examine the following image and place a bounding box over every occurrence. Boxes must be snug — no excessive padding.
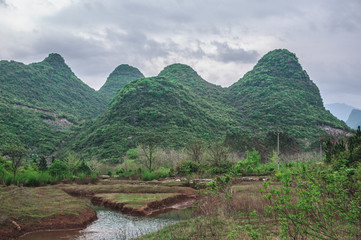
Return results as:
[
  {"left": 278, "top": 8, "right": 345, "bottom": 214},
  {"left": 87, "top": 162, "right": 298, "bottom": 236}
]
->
[{"left": 138, "top": 127, "right": 361, "bottom": 239}]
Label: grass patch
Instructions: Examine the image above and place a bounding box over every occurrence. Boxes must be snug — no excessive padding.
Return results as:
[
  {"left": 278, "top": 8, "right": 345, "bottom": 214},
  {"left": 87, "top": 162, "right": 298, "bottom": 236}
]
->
[
  {"left": 95, "top": 193, "right": 179, "bottom": 208},
  {"left": 0, "top": 186, "right": 90, "bottom": 223},
  {"left": 59, "top": 182, "right": 197, "bottom": 195}
]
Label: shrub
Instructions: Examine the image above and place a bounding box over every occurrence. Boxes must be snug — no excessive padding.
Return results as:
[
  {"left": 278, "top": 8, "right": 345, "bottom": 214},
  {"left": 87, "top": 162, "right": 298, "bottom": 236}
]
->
[
  {"left": 233, "top": 150, "right": 261, "bottom": 176},
  {"left": 265, "top": 163, "right": 361, "bottom": 239},
  {"left": 154, "top": 167, "right": 170, "bottom": 179},
  {"left": 0, "top": 164, "right": 8, "bottom": 184},
  {"left": 141, "top": 170, "right": 156, "bottom": 181},
  {"left": 48, "top": 160, "right": 68, "bottom": 177},
  {"left": 116, "top": 168, "right": 125, "bottom": 175},
  {"left": 126, "top": 148, "right": 139, "bottom": 160},
  {"left": 5, "top": 174, "right": 12, "bottom": 186},
  {"left": 177, "top": 161, "right": 200, "bottom": 175}
]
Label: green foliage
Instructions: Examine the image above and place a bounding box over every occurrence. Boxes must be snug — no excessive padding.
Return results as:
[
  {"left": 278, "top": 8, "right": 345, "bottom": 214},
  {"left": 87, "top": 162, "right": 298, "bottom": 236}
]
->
[
  {"left": 208, "top": 142, "right": 232, "bottom": 174},
  {"left": 67, "top": 50, "right": 348, "bottom": 160},
  {"left": 126, "top": 148, "right": 139, "bottom": 160},
  {"left": 233, "top": 150, "right": 261, "bottom": 176},
  {"left": 265, "top": 163, "right": 361, "bottom": 239},
  {"left": 228, "top": 49, "right": 348, "bottom": 147},
  {"left": 98, "top": 64, "right": 144, "bottom": 103},
  {"left": 48, "top": 160, "right": 68, "bottom": 177},
  {"left": 176, "top": 161, "right": 200, "bottom": 175},
  {"left": 0, "top": 54, "right": 106, "bottom": 120},
  {"left": 140, "top": 169, "right": 156, "bottom": 181},
  {"left": 38, "top": 156, "right": 48, "bottom": 171},
  {"left": 2, "top": 143, "right": 26, "bottom": 180},
  {"left": 0, "top": 162, "right": 9, "bottom": 184},
  {"left": 68, "top": 64, "right": 240, "bottom": 160},
  {"left": 324, "top": 126, "right": 361, "bottom": 169}
]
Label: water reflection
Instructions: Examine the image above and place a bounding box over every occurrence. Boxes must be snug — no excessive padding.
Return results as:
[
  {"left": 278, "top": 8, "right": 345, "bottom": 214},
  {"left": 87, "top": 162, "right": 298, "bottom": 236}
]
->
[{"left": 18, "top": 207, "right": 191, "bottom": 240}]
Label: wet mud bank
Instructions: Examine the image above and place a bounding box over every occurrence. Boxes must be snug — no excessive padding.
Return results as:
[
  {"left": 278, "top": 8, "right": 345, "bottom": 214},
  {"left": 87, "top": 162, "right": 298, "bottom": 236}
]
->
[
  {"left": 91, "top": 194, "right": 196, "bottom": 216},
  {"left": 0, "top": 207, "right": 97, "bottom": 240}
]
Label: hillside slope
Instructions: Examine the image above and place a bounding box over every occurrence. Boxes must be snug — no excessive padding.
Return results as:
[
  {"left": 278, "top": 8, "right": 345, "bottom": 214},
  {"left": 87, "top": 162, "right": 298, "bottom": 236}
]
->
[
  {"left": 0, "top": 53, "right": 106, "bottom": 155},
  {"left": 68, "top": 64, "right": 240, "bottom": 160},
  {"left": 0, "top": 53, "right": 106, "bottom": 120},
  {"left": 98, "top": 64, "right": 144, "bottom": 104},
  {"left": 228, "top": 49, "right": 347, "bottom": 144}
]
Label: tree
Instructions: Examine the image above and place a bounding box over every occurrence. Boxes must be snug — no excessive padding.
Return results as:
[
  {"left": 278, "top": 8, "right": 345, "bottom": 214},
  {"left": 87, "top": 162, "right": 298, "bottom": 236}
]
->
[
  {"left": 138, "top": 133, "right": 160, "bottom": 171},
  {"left": 48, "top": 160, "right": 68, "bottom": 177},
  {"left": 86, "top": 157, "right": 101, "bottom": 172},
  {"left": 186, "top": 140, "right": 204, "bottom": 163},
  {"left": 3, "top": 144, "right": 26, "bottom": 181},
  {"left": 208, "top": 142, "right": 229, "bottom": 168},
  {"left": 38, "top": 156, "right": 48, "bottom": 171},
  {"left": 63, "top": 152, "right": 80, "bottom": 175}
]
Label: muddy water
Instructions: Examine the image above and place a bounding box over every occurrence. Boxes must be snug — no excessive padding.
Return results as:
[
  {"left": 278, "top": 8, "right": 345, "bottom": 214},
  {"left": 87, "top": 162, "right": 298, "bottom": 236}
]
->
[{"left": 18, "top": 207, "right": 192, "bottom": 240}]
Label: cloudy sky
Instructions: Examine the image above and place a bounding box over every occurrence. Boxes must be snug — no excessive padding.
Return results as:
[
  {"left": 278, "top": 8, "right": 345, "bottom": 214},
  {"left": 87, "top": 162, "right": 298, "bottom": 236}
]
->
[{"left": 0, "top": 0, "right": 360, "bottom": 109}]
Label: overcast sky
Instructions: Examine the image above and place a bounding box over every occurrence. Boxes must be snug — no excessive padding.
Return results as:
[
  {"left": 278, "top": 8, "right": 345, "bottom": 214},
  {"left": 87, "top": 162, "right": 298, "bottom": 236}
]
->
[{"left": 0, "top": 0, "right": 360, "bottom": 109}]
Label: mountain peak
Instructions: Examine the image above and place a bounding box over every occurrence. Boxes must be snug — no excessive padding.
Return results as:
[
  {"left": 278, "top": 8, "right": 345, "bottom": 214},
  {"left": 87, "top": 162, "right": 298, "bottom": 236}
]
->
[
  {"left": 44, "top": 53, "right": 65, "bottom": 63},
  {"left": 158, "top": 63, "right": 207, "bottom": 89},
  {"left": 43, "top": 53, "right": 69, "bottom": 69},
  {"left": 252, "top": 49, "right": 305, "bottom": 79},
  {"left": 98, "top": 64, "right": 144, "bottom": 103},
  {"left": 109, "top": 64, "right": 144, "bottom": 79},
  {"left": 159, "top": 63, "right": 199, "bottom": 78}
]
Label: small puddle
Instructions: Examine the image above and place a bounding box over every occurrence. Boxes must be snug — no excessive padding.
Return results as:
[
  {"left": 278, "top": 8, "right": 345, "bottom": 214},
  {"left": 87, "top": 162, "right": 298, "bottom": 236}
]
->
[{"left": 18, "top": 206, "right": 193, "bottom": 240}]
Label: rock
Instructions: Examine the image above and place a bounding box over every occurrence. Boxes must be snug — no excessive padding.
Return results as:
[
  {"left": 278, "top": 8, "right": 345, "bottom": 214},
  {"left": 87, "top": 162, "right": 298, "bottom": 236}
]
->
[
  {"left": 11, "top": 221, "right": 21, "bottom": 231},
  {"left": 242, "top": 177, "right": 256, "bottom": 181}
]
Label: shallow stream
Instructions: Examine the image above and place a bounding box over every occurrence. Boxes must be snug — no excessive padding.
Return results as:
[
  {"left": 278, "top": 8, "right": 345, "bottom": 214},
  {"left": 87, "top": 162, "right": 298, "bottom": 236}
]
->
[{"left": 18, "top": 206, "right": 192, "bottom": 240}]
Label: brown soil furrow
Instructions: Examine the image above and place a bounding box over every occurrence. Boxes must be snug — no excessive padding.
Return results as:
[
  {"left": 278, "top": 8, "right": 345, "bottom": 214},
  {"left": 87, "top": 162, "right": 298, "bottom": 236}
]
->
[{"left": 91, "top": 194, "right": 196, "bottom": 217}]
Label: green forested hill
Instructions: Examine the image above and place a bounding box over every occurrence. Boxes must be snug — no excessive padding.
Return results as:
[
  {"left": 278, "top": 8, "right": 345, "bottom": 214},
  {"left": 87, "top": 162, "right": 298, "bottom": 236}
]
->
[
  {"left": 68, "top": 64, "right": 241, "bottom": 160},
  {"left": 0, "top": 53, "right": 106, "bottom": 156},
  {"left": 0, "top": 49, "right": 349, "bottom": 160},
  {"left": 98, "top": 64, "right": 144, "bottom": 104},
  {"left": 67, "top": 50, "right": 348, "bottom": 160},
  {"left": 0, "top": 103, "right": 66, "bottom": 155},
  {"left": 228, "top": 49, "right": 347, "bottom": 144},
  {"left": 0, "top": 53, "right": 106, "bottom": 120}
]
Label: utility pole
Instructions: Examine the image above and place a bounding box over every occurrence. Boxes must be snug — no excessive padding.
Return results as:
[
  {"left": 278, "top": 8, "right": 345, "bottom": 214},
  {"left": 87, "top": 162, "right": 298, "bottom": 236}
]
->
[{"left": 277, "top": 128, "right": 280, "bottom": 170}]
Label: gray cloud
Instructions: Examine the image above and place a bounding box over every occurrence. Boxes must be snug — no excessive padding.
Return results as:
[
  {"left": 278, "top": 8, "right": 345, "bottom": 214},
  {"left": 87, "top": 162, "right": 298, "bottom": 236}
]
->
[
  {"left": 0, "top": 0, "right": 7, "bottom": 7},
  {"left": 0, "top": 0, "right": 360, "bottom": 108},
  {"left": 210, "top": 42, "right": 259, "bottom": 63}
]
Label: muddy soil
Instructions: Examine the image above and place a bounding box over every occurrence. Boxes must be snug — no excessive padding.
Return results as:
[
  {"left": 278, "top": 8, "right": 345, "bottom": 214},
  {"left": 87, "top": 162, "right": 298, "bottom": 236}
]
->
[{"left": 0, "top": 207, "right": 96, "bottom": 240}]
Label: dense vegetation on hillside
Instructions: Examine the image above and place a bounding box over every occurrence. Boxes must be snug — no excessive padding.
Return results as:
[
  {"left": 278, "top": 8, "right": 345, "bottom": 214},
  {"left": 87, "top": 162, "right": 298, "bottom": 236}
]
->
[
  {"left": 65, "top": 51, "right": 348, "bottom": 161},
  {"left": 0, "top": 53, "right": 109, "bottom": 155},
  {"left": 0, "top": 49, "right": 349, "bottom": 161},
  {"left": 228, "top": 49, "right": 346, "bottom": 146},
  {"left": 0, "top": 103, "right": 66, "bottom": 155},
  {"left": 0, "top": 53, "right": 106, "bottom": 120},
  {"left": 98, "top": 64, "right": 144, "bottom": 104},
  {"left": 69, "top": 65, "right": 241, "bottom": 160}
]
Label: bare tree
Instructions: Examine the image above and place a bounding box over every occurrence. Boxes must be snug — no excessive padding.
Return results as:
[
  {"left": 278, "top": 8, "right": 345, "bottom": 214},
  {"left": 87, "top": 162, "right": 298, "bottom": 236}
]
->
[
  {"left": 186, "top": 140, "right": 205, "bottom": 163},
  {"left": 208, "top": 142, "right": 229, "bottom": 168},
  {"left": 137, "top": 133, "right": 160, "bottom": 171}
]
